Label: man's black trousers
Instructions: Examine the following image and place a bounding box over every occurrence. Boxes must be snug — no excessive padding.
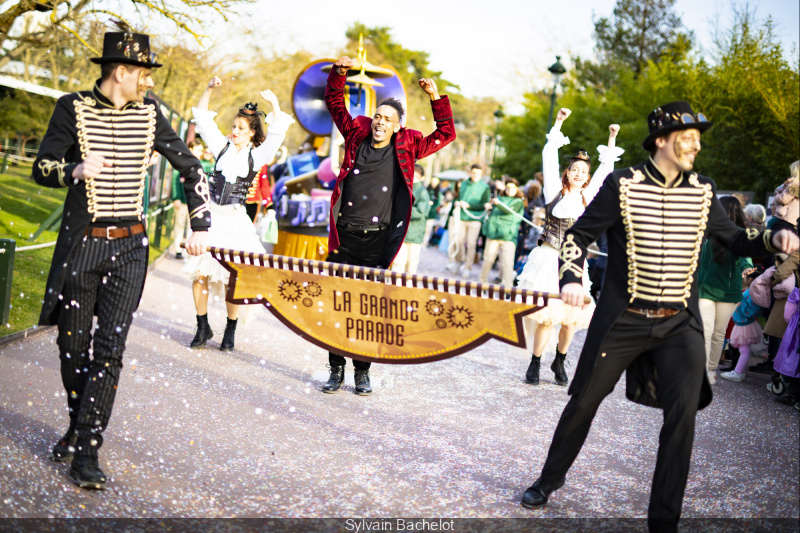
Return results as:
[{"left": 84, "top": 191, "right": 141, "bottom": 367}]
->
[
  {"left": 537, "top": 310, "right": 705, "bottom": 530},
  {"left": 56, "top": 233, "right": 148, "bottom": 457},
  {"left": 325, "top": 227, "right": 388, "bottom": 370}
]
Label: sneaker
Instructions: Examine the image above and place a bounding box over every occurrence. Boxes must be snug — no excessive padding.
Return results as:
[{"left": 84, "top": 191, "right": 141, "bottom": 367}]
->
[
  {"left": 445, "top": 262, "right": 460, "bottom": 273},
  {"left": 720, "top": 370, "right": 745, "bottom": 382},
  {"left": 458, "top": 265, "right": 472, "bottom": 277},
  {"left": 706, "top": 370, "right": 717, "bottom": 385}
]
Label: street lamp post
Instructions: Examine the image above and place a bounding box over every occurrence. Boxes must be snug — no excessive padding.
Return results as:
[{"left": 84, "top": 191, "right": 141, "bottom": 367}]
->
[
  {"left": 490, "top": 106, "right": 504, "bottom": 176},
  {"left": 546, "top": 56, "right": 567, "bottom": 132}
]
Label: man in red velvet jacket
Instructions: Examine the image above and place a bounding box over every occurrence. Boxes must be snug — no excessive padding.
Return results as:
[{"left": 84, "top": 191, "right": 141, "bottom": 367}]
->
[{"left": 321, "top": 55, "right": 456, "bottom": 396}]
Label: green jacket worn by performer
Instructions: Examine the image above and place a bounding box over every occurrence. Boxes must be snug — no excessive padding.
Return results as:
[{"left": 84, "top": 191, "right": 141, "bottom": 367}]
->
[
  {"left": 32, "top": 31, "right": 211, "bottom": 491},
  {"left": 520, "top": 101, "right": 799, "bottom": 533}
]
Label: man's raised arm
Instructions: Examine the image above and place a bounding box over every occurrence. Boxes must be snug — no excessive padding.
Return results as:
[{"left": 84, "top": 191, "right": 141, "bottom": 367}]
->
[{"left": 324, "top": 56, "right": 360, "bottom": 138}]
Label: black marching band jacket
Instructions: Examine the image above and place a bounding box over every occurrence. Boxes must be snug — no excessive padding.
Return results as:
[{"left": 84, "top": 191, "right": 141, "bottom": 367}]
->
[
  {"left": 33, "top": 82, "right": 212, "bottom": 326},
  {"left": 558, "top": 159, "right": 777, "bottom": 409}
]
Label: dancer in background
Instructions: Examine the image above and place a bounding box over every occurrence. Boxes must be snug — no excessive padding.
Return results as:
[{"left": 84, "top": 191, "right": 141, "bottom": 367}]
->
[
  {"left": 391, "top": 164, "right": 431, "bottom": 274},
  {"left": 479, "top": 177, "right": 525, "bottom": 287},
  {"left": 516, "top": 109, "right": 622, "bottom": 386},
  {"left": 184, "top": 75, "right": 294, "bottom": 352}
]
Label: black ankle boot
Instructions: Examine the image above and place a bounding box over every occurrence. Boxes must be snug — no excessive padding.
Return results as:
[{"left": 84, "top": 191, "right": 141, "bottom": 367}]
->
[
  {"left": 354, "top": 369, "right": 372, "bottom": 396},
  {"left": 220, "top": 318, "right": 237, "bottom": 352},
  {"left": 190, "top": 314, "right": 213, "bottom": 349},
  {"left": 323, "top": 365, "right": 345, "bottom": 393},
  {"left": 551, "top": 347, "right": 568, "bottom": 386},
  {"left": 69, "top": 455, "right": 107, "bottom": 490},
  {"left": 525, "top": 355, "right": 541, "bottom": 385},
  {"left": 51, "top": 426, "right": 77, "bottom": 463}
]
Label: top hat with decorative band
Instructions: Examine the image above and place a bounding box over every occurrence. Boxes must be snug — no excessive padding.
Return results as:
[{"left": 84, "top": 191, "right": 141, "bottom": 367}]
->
[
  {"left": 642, "top": 101, "right": 712, "bottom": 151},
  {"left": 90, "top": 32, "right": 163, "bottom": 68}
]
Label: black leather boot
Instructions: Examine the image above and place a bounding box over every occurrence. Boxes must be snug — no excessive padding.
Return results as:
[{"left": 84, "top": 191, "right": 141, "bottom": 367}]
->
[
  {"left": 190, "top": 314, "right": 213, "bottom": 349},
  {"left": 323, "top": 365, "right": 345, "bottom": 393},
  {"left": 354, "top": 369, "right": 372, "bottom": 396},
  {"left": 521, "top": 477, "right": 565, "bottom": 509},
  {"left": 69, "top": 455, "right": 107, "bottom": 490},
  {"left": 525, "top": 355, "right": 541, "bottom": 385},
  {"left": 551, "top": 347, "right": 569, "bottom": 386},
  {"left": 51, "top": 426, "right": 77, "bottom": 463},
  {"left": 220, "top": 318, "right": 237, "bottom": 352}
]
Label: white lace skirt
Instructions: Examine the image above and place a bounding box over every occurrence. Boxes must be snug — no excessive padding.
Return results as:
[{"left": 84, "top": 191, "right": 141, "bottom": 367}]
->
[
  {"left": 516, "top": 243, "right": 595, "bottom": 328},
  {"left": 183, "top": 203, "right": 265, "bottom": 302}
]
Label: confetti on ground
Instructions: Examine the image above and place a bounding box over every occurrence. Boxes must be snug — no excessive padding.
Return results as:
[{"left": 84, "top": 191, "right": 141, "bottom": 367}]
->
[{"left": 0, "top": 246, "right": 796, "bottom": 520}]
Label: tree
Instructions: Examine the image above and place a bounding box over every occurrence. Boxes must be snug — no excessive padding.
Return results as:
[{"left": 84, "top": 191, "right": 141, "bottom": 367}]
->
[
  {"left": 0, "top": 88, "right": 54, "bottom": 153},
  {"left": 699, "top": 10, "right": 799, "bottom": 200},
  {"left": 574, "top": 0, "right": 693, "bottom": 92},
  {"left": 495, "top": 8, "right": 798, "bottom": 203},
  {"left": 0, "top": 0, "right": 255, "bottom": 73}
]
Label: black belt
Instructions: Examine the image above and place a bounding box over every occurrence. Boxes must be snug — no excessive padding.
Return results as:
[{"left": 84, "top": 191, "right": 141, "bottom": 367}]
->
[
  {"left": 626, "top": 306, "right": 681, "bottom": 318},
  {"left": 337, "top": 221, "right": 388, "bottom": 233},
  {"left": 85, "top": 223, "right": 145, "bottom": 240}
]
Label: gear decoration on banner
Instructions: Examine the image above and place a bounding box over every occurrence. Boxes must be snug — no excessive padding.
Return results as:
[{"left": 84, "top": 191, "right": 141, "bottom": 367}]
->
[
  {"left": 278, "top": 279, "right": 303, "bottom": 302},
  {"left": 302, "top": 297, "right": 313, "bottom": 307},
  {"left": 304, "top": 281, "right": 322, "bottom": 297},
  {"left": 446, "top": 305, "right": 474, "bottom": 329},
  {"left": 435, "top": 319, "right": 447, "bottom": 329},
  {"left": 426, "top": 300, "right": 444, "bottom": 316}
]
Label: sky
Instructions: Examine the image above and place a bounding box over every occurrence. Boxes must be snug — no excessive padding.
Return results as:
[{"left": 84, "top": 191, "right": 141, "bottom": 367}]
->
[{"left": 219, "top": 0, "right": 799, "bottom": 109}]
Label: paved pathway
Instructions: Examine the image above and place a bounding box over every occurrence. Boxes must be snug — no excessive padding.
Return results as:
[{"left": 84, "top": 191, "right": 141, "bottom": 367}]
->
[{"left": 0, "top": 244, "right": 797, "bottom": 530}]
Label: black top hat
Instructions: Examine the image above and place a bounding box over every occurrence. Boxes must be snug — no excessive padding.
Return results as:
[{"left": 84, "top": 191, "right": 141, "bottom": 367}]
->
[
  {"left": 238, "top": 102, "right": 265, "bottom": 117},
  {"left": 642, "top": 101, "right": 712, "bottom": 151},
  {"left": 90, "top": 32, "right": 163, "bottom": 69},
  {"left": 563, "top": 149, "right": 591, "bottom": 164}
]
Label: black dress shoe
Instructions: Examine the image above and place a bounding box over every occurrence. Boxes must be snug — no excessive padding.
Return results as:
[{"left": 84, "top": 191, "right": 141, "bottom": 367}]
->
[
  {"left": 354, "top": 369, "right": 372, "bottom": 396},
  {"left": 520, "top": 477, "right": 565, "bottom": 509},
  {"left": 323, "top": 365, "right": 345, "bottom": 393},
  {"left": 51, "top": 428, "right": 77, "bottom": 463},
  {"left": 69, "top": 455, "right": 107, "bottom": 490},
  {"left": 775, "top": 394, "right": 797, "bottom": 406},
  {"left": 749, "top": 360, "right": 774, "bottom": 374}
]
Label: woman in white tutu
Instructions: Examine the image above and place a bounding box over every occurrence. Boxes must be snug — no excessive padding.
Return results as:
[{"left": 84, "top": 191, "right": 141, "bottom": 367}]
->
[
  {"left": 185, "top": 76, "right": 294, "bottom": 351},
  {"left": 516, "top": 108, "right": 622, "bottom": 385}
]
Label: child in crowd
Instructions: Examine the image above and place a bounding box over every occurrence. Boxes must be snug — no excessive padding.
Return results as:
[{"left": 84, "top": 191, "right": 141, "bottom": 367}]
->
[
  {"left": 771, "top": 287, "right": 799, "bottom": 407},
  {"left": 720, "top": 269, "right": 764, "bottom": 382}
]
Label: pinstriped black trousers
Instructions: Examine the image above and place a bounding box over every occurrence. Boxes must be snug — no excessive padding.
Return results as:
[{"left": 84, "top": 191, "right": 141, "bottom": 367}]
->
[{"left": 56, "top": 233, "right": 148, "bottom": 458}]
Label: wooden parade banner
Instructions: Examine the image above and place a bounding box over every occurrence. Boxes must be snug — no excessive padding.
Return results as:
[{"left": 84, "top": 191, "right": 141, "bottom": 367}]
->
[{"left": 210, "top": 247, "right": 570, "bottom": 364}]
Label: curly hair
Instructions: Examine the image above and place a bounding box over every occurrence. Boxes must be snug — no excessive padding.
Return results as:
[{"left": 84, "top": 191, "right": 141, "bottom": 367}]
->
[{"left": 234, "top": 111, "right": 265, "bottom": 147}]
